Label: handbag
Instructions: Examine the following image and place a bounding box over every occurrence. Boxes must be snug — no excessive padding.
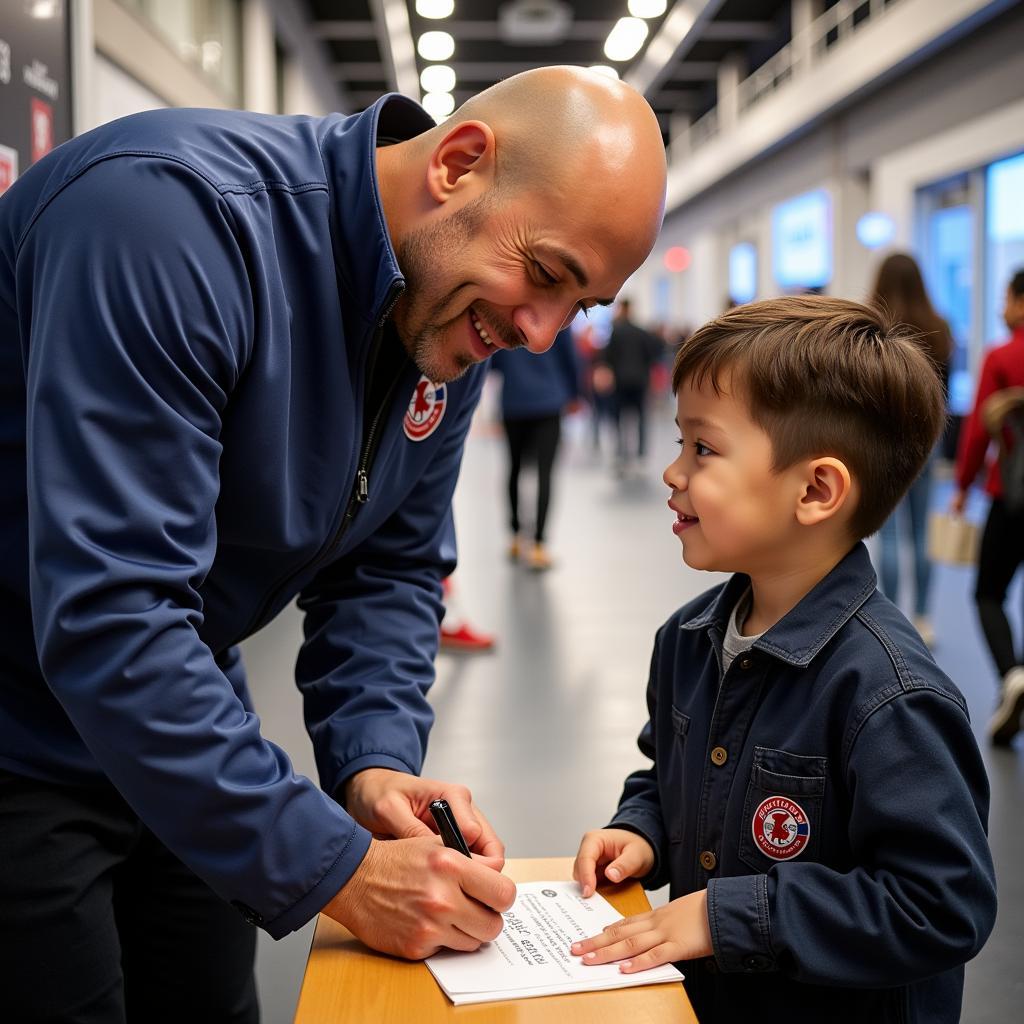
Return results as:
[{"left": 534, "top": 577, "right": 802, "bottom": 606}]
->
[{"left": 927, "top": 511, "right": 980, "bottom": 566}]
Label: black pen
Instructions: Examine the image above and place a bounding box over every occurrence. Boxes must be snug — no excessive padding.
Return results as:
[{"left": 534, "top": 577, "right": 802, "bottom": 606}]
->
[{"left": 429, "top": 799, "right": 472, "bottom": 858}]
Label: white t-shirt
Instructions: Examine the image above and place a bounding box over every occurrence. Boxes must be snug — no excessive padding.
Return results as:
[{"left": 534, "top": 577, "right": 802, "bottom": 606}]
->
[{"left": 721, "top": 588, "right": 765, "bottom": 674}]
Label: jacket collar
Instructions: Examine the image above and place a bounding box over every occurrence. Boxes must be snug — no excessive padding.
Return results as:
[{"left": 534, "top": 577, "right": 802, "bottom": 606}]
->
[
  {"left": 319, "top": 94, "right": 435, "bottom": 330},
  {"left": 681, "top": 541, "right": 877, "bottom": 667}
]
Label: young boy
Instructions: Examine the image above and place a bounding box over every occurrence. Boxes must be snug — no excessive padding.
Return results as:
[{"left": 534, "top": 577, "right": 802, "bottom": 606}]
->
[{"left": 570, "top": 297, "right": 996, "bottom": 1022}]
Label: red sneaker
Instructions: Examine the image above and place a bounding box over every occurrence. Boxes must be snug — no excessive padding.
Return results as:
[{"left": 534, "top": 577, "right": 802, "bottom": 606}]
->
[{"left": 440, "top": 621, "right": 496, "bottom": 653}]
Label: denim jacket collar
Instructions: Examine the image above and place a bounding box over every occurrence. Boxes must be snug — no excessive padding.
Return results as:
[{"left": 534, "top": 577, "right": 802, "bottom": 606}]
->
[{"left": 680, "top": 541, "right": 878, "bottom": 667}]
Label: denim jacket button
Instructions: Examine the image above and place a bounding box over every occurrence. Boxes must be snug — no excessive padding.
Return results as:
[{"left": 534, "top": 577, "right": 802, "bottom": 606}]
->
[
  {"left": 743, "top": 954, "right": 771, "bottom": 971},
  {"left": 738, "top": 655, "right": 753, "bottom": 670},
  {"left": 710, "top": 746, "right": 728, "bottom": 766},
  {"left": 699, "top": 850, "right": 717, "bottom": 870}
]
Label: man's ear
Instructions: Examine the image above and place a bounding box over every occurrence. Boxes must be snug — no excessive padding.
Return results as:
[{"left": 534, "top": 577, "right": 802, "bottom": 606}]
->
[
  {"left": 426, "top": 120, "right": 496, "bottom": 203},
  {"left": 795, "top": 457, "right": 854, "bottom": 527}
]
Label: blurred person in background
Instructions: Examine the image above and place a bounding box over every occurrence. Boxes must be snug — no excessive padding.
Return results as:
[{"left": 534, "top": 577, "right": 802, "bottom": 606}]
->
[
  {"left": 439, "top": 573, "right": 495, "bottom": 652},
  {"left": 601, "top": 298, "right": 665, "bottom": 475},
  {"left": 870, "top": 253, "right": 953, "bottom": 647},
  {"left": 576, "top": 320, "right": 615, "bottom": 454},
  {"left": 491, "top": 326, "right": 581, "bottom": 570},
  {"left": 952, "top": 268, "right": 1024, "bottom": 745}
]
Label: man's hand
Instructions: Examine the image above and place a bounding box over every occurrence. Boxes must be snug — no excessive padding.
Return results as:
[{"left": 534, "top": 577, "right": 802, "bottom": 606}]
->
[
  {"left": 949, "top": 489, "right": 967, "bottom": 516},
  {"left": 569, "top": 890, "right": 713, "bottom": 973},
  {"left": 344, "top": 768, "right": 504, "bottom": 864},
  {"left": 322, "top": 836, "right": 517, "bottom": 959},
  {"left": 572, "top": 827, "right": 656, "bottom": 898}
]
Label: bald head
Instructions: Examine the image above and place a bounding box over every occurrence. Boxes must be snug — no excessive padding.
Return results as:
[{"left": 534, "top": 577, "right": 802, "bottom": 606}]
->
[
  {"left": 439, "top": 66, "right": 666, "bottom": 197},
  {"left": 376, "top": 67, "right": 667, "bottom": 382}
]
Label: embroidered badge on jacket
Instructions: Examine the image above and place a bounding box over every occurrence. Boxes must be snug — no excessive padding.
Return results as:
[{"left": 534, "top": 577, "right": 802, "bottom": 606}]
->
[
  {"left": 404, "top": 375, "right": 446, "bottom": 441},
  {"left": 752, "top": 796, "right": 810, "bottom": 860}
]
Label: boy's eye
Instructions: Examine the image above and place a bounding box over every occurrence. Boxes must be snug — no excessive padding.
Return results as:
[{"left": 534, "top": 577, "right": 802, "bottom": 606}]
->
[{"left": 676, "top": 438, "right": 713, "bottom": 456}]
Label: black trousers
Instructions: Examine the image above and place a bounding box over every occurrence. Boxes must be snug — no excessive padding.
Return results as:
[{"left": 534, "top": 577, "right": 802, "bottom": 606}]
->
[
  {"left": 503, "top": 413, "right": 561, "bottom": 543},
  {"left": 613, "top": 386, "right": 648, "bottom": 459},
  {"left": 975, "top": 497, "right": 1024, "bottom": 678},
  {"left": 0, "top": 769, "right": 259, "bottom": 1024}
]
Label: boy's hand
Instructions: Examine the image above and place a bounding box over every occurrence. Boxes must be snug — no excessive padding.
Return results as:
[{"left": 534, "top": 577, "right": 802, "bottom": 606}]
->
[
  {"left": 573, "top": 828, "right": 655, "bottom": 898},
  {"left": 949, "top": 489, "right": 967, "bottom": 517},
  {"left": 570, "top": 890, "right": 713, "bottom": 973}
]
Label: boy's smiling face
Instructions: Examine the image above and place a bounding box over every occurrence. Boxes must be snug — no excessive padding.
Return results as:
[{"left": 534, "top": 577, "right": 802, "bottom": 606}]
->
[{"left": 663, "top": 375, "right": 806, "bottom": 575}]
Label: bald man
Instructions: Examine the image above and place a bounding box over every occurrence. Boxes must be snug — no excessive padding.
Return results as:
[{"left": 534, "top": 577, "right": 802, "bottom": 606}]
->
[{"left": 0, "top": 68, "right": 665, "bottom": 1021}]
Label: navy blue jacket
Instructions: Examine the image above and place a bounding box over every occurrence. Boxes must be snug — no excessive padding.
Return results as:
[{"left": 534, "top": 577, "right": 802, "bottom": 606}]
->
[
  {"left": 490, "top": 326, "right": 580, "bottom": 419},
  {"left": 610, "top": 543, "right": 996, "bottom": 1022},
  {"left": 0, "top": 96, "right": 487, "bottom": 937}
]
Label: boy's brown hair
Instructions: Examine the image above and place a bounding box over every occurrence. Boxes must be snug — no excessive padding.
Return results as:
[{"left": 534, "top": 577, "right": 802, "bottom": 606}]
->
[{"left": 671, "top": 296, "right": 946, "bottom": 539}]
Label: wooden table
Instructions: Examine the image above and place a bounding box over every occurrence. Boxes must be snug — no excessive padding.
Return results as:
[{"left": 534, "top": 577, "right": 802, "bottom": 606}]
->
[{"left": 294, "top": 856, "right": 698, "bottom": 1023}]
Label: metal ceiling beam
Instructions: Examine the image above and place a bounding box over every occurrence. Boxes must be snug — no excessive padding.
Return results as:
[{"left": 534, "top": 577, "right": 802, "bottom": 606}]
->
[
  {"left": 649, "top": 89, "right": 705, "bottom": 109},
  {"left": 368, "top": 0, "right": 419, "bottom": 99},
  {"left": 315, "top": 20, "right": 623, "bottom": 42},
  {"left": 334, "top": 60, "right": 709, "bottom": 81},
  {"left": 626, "top": 0, "right": 728, "bottom": 98},
  {"left": 314, "top": 16, "right": 778, "bottom": 45},
  {"left": 702, "top": 20, "right": 778, "bottom": 41},
  {"left": 333, "top": 59, "right": 719, "bottom": 81}
]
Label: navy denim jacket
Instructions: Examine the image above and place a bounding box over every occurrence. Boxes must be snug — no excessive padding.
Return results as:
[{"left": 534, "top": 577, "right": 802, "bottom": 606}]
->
[{"left": 610, "top": 542, "right": 996, "bottom": 1023}]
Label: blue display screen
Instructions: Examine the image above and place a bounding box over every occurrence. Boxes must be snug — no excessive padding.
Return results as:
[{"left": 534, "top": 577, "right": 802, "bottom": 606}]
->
[
  {"left": 772, "top": 189, "right": 832, "bottom": 289},
  {"left": 728, "top": 242, "right": 757, "bottom": 304}
]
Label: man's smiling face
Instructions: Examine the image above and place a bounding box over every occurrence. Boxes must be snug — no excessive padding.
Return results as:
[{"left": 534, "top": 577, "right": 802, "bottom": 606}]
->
[{"left": 391, "top": 182, "right": 641, "bottom": 384}]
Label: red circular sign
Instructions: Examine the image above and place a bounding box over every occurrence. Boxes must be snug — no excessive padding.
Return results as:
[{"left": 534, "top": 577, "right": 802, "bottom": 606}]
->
[
  {"left": 404, "top": 375, "right": 447, "bottom": 441},
  {"left": 752, "top": 796, "right": 810, "bottom": 861}
]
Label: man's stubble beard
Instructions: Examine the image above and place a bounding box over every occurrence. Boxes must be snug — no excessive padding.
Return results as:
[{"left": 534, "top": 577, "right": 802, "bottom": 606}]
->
[{"left": 393, "top": 194, "right": 495, "bottom": 384}]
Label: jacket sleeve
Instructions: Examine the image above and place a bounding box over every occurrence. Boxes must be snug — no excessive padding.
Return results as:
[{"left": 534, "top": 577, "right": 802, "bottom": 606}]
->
[
  {"left": 706, "top": 685, "right": 997, "bottom": 986},
  {"left": 607, "top": 625, "right": 672, "bottom": 890},
  {"left": 22, "top": 158, "right": 367, "bottom": 939},
  {"left": 295, "top": 366, "right": 487, "bottom": 800},
  {"left": 955, "top": 347, "right": 1001, "bottom": 491}
]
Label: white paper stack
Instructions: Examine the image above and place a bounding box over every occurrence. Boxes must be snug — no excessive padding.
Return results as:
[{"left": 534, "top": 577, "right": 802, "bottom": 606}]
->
[{"left": 425, "top": 881, "right": 684, "bottom": 1006}]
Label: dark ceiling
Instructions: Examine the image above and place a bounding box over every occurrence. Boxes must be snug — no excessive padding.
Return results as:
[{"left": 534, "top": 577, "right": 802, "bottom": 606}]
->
[{"left": 305, "top": 0, "right": 798, "bottom": 146}]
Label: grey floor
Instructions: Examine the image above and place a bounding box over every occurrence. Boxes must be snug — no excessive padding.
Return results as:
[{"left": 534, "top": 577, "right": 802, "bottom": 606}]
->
[{"left": 243, "top": 392, "right": 1023, "bottom": 1023}]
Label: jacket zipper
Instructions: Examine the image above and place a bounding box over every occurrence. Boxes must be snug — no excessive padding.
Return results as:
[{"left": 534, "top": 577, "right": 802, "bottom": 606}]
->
[{"left": 229, "top": 284, "right": 405, "bottom": 645}]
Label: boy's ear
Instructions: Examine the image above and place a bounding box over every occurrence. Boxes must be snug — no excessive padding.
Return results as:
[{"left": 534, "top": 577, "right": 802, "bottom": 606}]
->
[
  {"left": 426, "top": 120, "right": 496, "bottom": 204},
  {"left": 795, "top": 457, "right": 854, "bottom": 527}
]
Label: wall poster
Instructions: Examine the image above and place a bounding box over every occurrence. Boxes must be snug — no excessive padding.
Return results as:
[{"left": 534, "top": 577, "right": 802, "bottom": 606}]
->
[{"left": 0, "top": 1, "right": 72, "bottom": 197}]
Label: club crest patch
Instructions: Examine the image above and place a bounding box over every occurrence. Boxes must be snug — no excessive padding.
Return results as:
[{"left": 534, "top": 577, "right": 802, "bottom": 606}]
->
[
  {"left": 404, "top": 375, "right": 447, "bottom": 441},
  {"left": 752, "top": 796, "right": 810, "bottom": 861}
]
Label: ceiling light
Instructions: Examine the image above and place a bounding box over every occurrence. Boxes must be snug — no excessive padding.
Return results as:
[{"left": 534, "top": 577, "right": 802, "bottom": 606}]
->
[
  {"left": 604, "top": 17, "right": 648, "bottom": 62},
  {"left": 422, "top": 91, "right": 456, "bottom": 120},
  {"left": 628, "top": 0, "right": 667, "bottom": 17},
  {"left": 417, "top": 31, "right": 455, "bottom": 62},
  {"left": 416, "top": 0, "right": 455, "bottom": 17},
  {"left": 589, "top": 65, "right": 619, "bottom": 80},
  {"left": 420, "top": 64, "right": 456, "bottom": 93}
]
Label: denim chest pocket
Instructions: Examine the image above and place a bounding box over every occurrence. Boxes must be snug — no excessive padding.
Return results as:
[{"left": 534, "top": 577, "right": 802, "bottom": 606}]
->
[
  {"left": 739, "top": 746, "right": 827, "bottom": 872},
  {"left": 664, "top": 705, "right": 690, "bottom": 843}
]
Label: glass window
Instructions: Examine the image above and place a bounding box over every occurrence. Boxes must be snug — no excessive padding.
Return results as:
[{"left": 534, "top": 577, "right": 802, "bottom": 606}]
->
[
  {"left": 117, "top": 0, "right": 241, "bottom": 101},
  {"left": 917, "top": 174, "right": 975, "bottom": 415},
  {"left": 985, "top": 151, "right": 1024, "bottom": 346},
  {"left": 927, "top": 204, "right": 974, "bottom": 414}
]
